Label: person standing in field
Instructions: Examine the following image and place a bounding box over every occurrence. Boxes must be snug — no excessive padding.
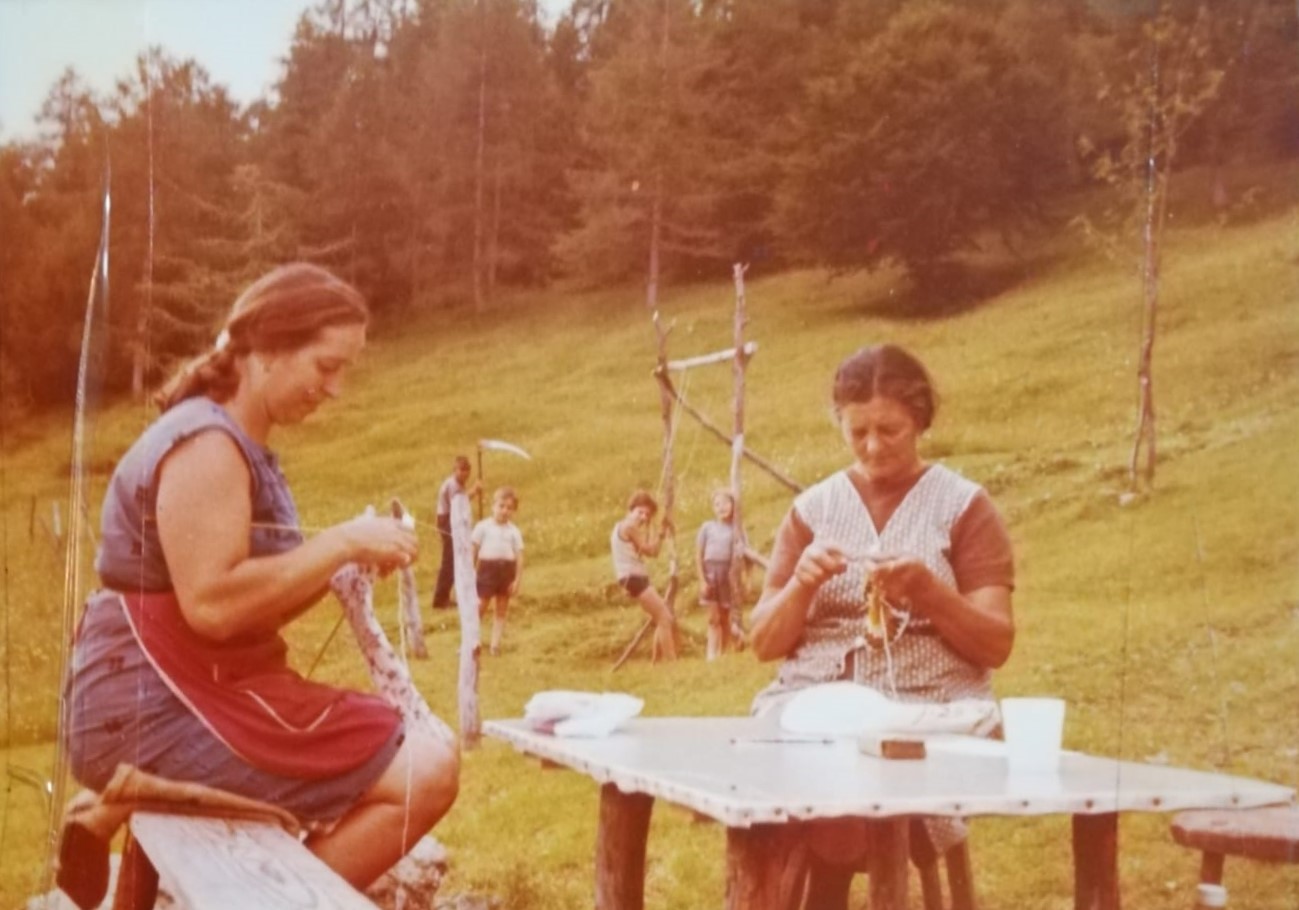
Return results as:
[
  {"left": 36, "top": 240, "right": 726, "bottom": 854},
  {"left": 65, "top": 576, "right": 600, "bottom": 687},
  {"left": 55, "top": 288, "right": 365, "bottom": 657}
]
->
[
  {"left": 471, "top": 487, "right": 524, "bottom": 656},
  {"left": 432, "top": 455, "right": 479, "bottom": 609},
  {"left": 696, "top": 488, "right": 739, "bottom": 661},
  {"left": 611, "top": 490, "right": 679, "bottom": 662}
]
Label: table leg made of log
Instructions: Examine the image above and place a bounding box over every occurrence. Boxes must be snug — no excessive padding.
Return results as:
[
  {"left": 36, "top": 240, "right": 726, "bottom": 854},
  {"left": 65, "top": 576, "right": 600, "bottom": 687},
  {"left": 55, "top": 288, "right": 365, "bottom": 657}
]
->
[
  {"left": 595, "top": 784, "right": 654, "bottom": 910},
  {"left": 1072, "top": 812, "right": 1120, "bottom": 910}
]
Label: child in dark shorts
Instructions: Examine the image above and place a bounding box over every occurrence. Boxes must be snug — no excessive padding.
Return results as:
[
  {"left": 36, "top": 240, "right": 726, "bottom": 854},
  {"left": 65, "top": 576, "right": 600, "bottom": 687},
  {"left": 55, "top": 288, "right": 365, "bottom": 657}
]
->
[
  {"left": 471, "top": 487, "right": 524, "bottom": 655},
  {"left": 696, "top": 488, "right": 739, "bottom": 660},
  {"left": 610, "top": 490, "right": 678, "bottom": 662}
]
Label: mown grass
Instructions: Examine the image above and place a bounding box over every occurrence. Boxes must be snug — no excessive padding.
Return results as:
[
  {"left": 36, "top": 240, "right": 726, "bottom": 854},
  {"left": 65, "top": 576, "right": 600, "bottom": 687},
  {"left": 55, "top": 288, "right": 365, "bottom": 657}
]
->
[{"left": 2, "top": 170, "right": 1297, "bottom": 908}]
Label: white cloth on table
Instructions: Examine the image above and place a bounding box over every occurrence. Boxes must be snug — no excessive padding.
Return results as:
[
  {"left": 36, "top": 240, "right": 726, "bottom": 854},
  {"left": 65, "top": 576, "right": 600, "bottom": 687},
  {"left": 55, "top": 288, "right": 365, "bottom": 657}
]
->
[
  {"left": 779, "top": 681, "right": 999, "bottom": 737},
  {"left": 524, "top": 691, "right": 644, "bottom": 738}
]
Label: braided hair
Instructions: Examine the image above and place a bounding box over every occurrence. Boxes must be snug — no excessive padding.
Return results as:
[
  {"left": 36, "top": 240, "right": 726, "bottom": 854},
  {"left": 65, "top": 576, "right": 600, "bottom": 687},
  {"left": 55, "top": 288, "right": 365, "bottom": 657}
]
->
[{"left": 154, "top": 263, "right": 369, "bottom": 412}]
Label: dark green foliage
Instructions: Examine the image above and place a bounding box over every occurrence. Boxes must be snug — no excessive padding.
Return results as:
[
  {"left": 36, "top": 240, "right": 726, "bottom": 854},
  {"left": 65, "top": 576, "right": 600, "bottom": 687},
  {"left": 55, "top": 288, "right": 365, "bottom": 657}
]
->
[
  {"left": 2, "top": 72, "right": 106, "bottom": 410},
  {"left": 104, "top": 51, "right": 249, "bottom": 395},
  {"left": 777, "top": 3, "right": 1063, "bottom": 285},
  {"left": 555, "top": 0, "right": 724, "bottom": 286},
  {"left": 1, "top": 0, "right": 1296, "bottom": 407}
]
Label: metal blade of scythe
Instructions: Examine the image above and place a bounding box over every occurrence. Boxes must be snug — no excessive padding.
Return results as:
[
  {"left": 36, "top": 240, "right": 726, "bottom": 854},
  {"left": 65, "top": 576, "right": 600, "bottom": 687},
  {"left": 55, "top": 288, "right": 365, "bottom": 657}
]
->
[
  {"left": 477, "top": 439, "right": 532, "bottom": 461},
  {"left": 475, "top": 439, "right": 533, "bottom": 518}
]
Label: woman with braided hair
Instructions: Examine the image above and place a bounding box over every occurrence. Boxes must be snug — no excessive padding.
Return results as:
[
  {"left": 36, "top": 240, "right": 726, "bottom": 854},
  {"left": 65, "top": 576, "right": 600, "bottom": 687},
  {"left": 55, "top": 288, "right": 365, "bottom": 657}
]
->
[{"left": 60, "top": 264, "right": 458, "bottom": 906}]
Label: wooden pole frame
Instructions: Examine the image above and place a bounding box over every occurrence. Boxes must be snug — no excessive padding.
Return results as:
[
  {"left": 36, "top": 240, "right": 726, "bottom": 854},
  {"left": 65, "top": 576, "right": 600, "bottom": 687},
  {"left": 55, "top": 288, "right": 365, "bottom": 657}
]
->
[
  {"left": 652, "top": 370, "right": 803, "bottom": 495},
  {"left": 615, "top": 269, "right": 804, "bottom": 669},
  {"left": 728, "top": 264, "right": 752, "bottom": 649}
]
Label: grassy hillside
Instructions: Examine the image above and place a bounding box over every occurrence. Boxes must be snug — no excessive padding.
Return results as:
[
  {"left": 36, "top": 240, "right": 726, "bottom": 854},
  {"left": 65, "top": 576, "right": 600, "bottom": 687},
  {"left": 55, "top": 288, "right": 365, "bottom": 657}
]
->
[{"left": 2, "top": 180, "right": 1297, "bottom": 907}]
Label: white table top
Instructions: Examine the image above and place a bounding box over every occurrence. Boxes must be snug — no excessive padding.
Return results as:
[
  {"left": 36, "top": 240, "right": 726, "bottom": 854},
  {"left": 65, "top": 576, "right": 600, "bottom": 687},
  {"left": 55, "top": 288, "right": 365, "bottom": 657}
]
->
[{"left": 484, "top": 716, "right": 1295, "bottom": 829}]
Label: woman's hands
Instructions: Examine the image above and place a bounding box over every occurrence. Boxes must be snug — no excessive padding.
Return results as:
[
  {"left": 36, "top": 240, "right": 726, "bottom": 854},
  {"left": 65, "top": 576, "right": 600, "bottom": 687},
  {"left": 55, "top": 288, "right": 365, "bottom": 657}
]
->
[
  {"left": 336, "top": 514, "right": 419, "bottom": 575},
  {"left": 752, "top": 540, "right": 848, "bottom": 661},
  {"left": 866, "top": 555, "right": 935, "bottom": 611},
  {"left": 792, "top": 541, "right": 849, "bottom": 590},
  {"left": 866, "top": 553, "right": 1014, "bottom": 668}
]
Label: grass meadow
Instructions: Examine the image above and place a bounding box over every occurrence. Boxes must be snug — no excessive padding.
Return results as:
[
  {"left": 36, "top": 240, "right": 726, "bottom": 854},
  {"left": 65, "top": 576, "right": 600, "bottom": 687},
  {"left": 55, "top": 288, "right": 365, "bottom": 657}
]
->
[{"left": 1, "top": 168, "right": 1297, "bottom": 908}]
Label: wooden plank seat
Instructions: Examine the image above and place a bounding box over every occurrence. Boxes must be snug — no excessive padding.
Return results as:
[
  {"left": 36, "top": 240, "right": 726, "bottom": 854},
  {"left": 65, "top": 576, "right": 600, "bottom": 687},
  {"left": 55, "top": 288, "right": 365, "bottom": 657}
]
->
[
  {"left": 1170, "top": 805, "right": 1299, "bottom": 889},
  {"left": 112, "top": 812, "right": 378, "bottom": 910},
  {"left": 55, "top": 765, "right": 378, "bottom": 910}
]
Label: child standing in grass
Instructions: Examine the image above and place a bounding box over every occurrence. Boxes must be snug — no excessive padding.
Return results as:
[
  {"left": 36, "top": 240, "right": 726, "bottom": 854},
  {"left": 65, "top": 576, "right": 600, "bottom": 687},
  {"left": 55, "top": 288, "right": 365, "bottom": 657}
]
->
[
  {"left": 472, "top": 487, "right": 524, "bottom": 656},
  {"left": 696, "top": 488, "right": 739, "bottom": 660}
]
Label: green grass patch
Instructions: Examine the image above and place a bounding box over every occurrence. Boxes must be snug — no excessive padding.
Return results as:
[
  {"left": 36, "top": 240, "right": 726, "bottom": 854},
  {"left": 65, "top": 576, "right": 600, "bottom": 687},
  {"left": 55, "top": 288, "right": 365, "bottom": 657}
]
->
[{"left": 3, "top": 179, "right": 1298, "bottom": 906}]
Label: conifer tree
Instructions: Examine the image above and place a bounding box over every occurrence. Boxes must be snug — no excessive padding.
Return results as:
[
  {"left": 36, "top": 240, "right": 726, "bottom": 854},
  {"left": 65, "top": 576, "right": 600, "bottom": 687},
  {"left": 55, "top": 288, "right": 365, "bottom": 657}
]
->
[
  {"left": 105, "top": 51, "right": 247, "bottom": 396},
  {"left": 557, "top": 0, "right": 723, "bottom": 296},
  {"left": 777, "top": 2, "right": 1059, "bottom": 294}
]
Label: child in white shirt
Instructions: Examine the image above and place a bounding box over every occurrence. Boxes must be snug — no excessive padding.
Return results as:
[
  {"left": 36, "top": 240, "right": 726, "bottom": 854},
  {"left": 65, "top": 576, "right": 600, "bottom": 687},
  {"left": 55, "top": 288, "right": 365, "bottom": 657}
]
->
[{"left": 471, "top": 487, "right": 524, "bottom": 655}]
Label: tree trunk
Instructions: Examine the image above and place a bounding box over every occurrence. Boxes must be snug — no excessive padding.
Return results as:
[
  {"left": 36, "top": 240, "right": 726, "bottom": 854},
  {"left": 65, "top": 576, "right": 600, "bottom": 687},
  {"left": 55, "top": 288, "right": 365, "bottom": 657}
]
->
[
  {"left": 131, "top": 321, "right": 146, "bottom": 402},
  {"left": 1130, "top": 155, "right": 1160, "bottom": 490},
  {"left": 472, "top": 20, "right": 487, "bottom": 315},
  {"left": 1130, "top": 19, "right": 1192, "bottom": 492},
  {"left": 644, "top": 0, "right": 669, "bottom": 311},
  {"left": 646, "top": 171, "right": 662, "bottom": 311},
  {"left": 488, "top": 153, "right": 502, "bottom": 301}
]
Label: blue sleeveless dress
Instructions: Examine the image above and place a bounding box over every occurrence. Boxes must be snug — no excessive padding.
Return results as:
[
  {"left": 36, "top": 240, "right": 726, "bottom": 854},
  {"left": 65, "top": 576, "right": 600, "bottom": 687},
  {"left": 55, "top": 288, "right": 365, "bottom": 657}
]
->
[{"left": 67, "top": 398, "right": 403, "bottom": 822}]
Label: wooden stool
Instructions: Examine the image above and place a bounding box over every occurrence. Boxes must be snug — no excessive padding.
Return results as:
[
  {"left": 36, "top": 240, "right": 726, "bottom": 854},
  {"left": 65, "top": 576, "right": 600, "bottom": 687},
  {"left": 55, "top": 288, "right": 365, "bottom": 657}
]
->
[
  {"left": 910, "top": 820, "right": 976, "bottom": 910},
  {"left": 801, "top": 820, "right": 976, "bottom": 910},
  {"left": 1170, "top": 805, "right": 1299, "bottom": 891}
]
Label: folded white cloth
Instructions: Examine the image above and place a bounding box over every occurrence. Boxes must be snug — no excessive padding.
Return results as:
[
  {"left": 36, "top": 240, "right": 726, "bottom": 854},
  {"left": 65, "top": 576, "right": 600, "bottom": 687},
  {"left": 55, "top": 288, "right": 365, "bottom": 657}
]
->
[
  {"left": 779, "top": 681, "right": 998, "bottom": 737},
  {"left": 524, "top": 690, "right": 644, "bottom": 738}
]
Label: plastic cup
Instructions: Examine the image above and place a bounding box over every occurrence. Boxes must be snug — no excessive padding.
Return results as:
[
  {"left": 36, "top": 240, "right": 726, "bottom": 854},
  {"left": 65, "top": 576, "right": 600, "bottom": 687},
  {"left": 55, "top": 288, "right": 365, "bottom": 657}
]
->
[
  {"left": 1195, "top": 883, "right": 1228, "bottom": 908},
  {"left": 1000, "top": 697, "right": 1066, "bottom": 772}
]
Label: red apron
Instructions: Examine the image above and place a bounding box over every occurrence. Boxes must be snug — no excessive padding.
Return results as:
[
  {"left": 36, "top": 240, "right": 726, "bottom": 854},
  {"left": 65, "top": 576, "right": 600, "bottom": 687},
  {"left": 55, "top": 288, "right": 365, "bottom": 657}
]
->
[{"left": 119, "top": 591, "right": 400, "bottom": 780}]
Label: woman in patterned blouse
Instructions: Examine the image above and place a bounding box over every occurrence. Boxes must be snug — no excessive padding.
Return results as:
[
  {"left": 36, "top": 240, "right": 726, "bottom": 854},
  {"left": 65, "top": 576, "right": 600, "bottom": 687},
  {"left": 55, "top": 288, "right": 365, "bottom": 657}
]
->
[{"left": 749, "top": 343, "right": 1015, "bottom": 900}]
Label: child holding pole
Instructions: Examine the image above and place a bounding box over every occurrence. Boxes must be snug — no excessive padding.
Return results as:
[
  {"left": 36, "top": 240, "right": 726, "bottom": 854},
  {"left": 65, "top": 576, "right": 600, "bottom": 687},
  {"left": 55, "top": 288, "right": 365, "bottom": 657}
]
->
[{"left": 610, "top": 490, "right": 678, "bottom": 662}]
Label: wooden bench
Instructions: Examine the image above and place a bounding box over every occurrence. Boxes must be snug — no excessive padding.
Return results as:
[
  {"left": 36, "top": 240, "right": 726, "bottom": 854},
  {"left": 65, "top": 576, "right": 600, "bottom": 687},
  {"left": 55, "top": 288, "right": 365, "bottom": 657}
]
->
[
  {"left": 112, "top": 812, "right": 378, "bottom": 910},
  {"left": 1170, "top": 805, "right": 1299, "bottom": 891}
]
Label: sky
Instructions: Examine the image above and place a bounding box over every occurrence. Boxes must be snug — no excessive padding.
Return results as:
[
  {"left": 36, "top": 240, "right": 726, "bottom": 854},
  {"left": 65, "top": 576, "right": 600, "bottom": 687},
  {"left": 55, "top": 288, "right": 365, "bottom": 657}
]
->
[{"left": 0, "top": 0, "right": 572, "bottom": 142}]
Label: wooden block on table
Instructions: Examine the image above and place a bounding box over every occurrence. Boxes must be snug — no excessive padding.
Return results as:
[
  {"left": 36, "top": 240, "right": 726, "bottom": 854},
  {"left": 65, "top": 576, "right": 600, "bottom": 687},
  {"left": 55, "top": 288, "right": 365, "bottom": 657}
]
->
[{"left": 858, "top": 735, "right": 927, "bottom": 760}]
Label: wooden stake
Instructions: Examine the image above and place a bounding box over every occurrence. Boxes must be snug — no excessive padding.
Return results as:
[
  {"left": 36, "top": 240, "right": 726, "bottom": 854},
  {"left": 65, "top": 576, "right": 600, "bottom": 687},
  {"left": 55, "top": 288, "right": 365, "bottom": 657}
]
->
[
  {"left": 652, "top": 311, "right": 680, "bottom": 617},
  {"left": 729, "top": 264, "right": 752, "bottom": 641},
  {"left": 666, "top": 342, "right": 758, "bottom": 371},
  {"left": 450, "top": 491, "right": 481, "bottom": 748},
  {"left": 613, "top": 619, "right": 655, "bottom": 671}
]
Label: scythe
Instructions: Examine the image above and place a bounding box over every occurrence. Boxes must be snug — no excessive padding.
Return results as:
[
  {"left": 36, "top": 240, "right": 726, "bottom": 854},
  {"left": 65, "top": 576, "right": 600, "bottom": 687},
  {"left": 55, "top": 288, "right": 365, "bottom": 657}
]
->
[{"left": 476, "top": 438, "right": 533, "bottom": 518}]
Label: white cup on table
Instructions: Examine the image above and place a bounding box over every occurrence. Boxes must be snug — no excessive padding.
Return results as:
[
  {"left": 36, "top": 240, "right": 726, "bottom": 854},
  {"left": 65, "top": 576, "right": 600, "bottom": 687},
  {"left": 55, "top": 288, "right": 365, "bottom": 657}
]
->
[{"left": 1000, "top": 697, "right": 1066, "bottom": 772}]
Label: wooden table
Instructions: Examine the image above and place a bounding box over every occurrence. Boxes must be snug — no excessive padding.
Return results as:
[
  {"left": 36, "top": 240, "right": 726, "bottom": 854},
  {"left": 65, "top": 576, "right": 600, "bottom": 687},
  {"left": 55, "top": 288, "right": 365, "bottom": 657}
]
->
[{"left": 483, "top": 717, "right": 1294, "bottom": 910}]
